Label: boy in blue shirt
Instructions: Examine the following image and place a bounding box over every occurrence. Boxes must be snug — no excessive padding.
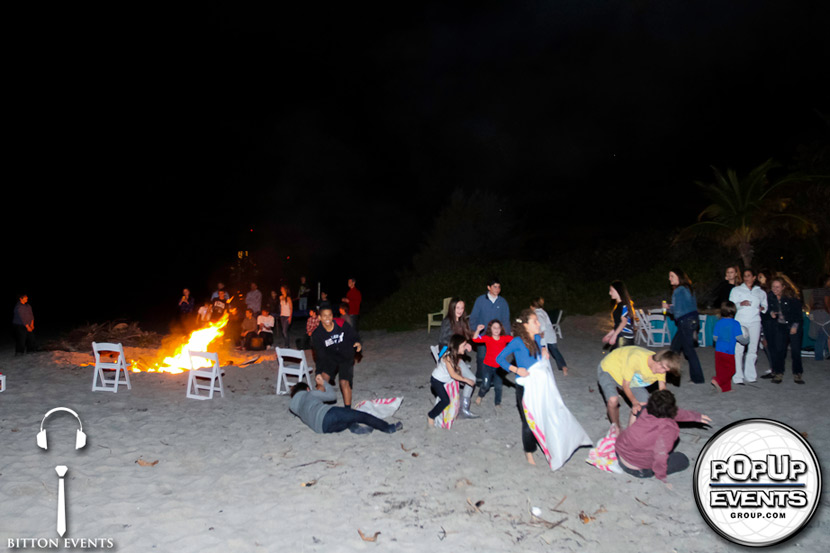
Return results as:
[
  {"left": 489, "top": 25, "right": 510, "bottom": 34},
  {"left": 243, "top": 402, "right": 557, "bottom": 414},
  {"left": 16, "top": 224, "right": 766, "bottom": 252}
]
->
[{"left": 712, "top": 301, "right": 749, "bottom": 392}]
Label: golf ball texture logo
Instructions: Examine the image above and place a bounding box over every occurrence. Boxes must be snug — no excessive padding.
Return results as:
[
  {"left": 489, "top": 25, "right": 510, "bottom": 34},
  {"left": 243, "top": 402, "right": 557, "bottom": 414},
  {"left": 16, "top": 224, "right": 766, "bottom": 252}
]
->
[{"left": 694, "top": 419, "right": 821, "bottom": 547}]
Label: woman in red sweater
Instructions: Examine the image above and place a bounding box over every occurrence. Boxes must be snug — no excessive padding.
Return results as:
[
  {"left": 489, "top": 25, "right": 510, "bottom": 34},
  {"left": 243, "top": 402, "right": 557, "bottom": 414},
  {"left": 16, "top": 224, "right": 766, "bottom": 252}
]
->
[
  {"left": 472, "top": 319, "right": 513, "bottom": 407},
  {"left": 615, "top": 390, "right": 711, "bottom": 487}
]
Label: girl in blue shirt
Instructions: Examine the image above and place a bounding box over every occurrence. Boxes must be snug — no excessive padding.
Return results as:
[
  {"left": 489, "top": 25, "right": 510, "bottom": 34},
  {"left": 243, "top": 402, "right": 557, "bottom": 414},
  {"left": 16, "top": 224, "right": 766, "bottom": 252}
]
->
[
  {"left": 663, "top": 268, "right": 704, "bottom": 383},
  {"left": 496, "top": 309, "right": 550, "bottom": 465}
]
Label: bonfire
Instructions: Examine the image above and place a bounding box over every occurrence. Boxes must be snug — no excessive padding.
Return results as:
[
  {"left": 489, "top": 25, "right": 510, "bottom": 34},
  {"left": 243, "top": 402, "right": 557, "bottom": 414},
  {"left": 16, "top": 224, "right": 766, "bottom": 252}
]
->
[{"left": 129, "top": 315, "right": 230, "bottom": 374}]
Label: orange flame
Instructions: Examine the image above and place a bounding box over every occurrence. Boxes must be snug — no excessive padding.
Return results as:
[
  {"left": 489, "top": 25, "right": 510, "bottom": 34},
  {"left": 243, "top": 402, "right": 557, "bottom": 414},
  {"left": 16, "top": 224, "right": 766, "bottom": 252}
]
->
[{"left": 131, "top": 315, "right": 229, "bottom": 374}]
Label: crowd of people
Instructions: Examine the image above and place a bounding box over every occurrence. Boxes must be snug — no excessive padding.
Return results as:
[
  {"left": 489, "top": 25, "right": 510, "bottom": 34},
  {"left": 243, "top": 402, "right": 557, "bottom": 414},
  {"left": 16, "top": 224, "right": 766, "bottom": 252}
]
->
[
  {"left": 285, "top": 268, "right": 829, "bottom": 483},
  {"left": 174, "top": 277, "right": 362, "bottom": 354},
  {"left": 11, "top": 263, "right": 828, "bottom": 481}
]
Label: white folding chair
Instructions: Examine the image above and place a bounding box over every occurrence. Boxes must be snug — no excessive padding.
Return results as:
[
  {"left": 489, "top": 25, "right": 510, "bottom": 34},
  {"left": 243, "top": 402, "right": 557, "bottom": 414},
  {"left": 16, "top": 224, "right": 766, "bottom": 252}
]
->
[
  {"left": 430, "top": 345, "right": 440, "bottom": 363},
  {"left": 634, "top": 309, "right": 649, "bottom": 345},
  {"left": 91, "top": 342, "right": 132, "bottom": 392},
  {"left": 186, "top": 350, "right": 224, "bottom": 400},
  {"left": 427, "top": 297, "right": 452, "bottom": 334},
  {"left": 276, "top": 348, "right": 313, "bottom": 395},
  {"left": 645, "top": 314, "right": 671, "bottom": 347},
  {"left": 551, "top": 309, "right": 563, "bottom": 339}
]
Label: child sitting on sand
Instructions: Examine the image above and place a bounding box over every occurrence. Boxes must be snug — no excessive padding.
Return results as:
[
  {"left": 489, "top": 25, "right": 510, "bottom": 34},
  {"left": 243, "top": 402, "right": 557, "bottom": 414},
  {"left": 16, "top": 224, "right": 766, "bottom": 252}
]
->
[
  {"left": 472, "top": 319, "right": 513, "bottom": 406},
  {"left": 615, "top": 390, "right": 711, "bottom": 487},
  {"left": 711, "top": 301, "right": 749, "bottom": 392},
  {"left": 429, "top": 335, "right": 476, "bottom": 428}
]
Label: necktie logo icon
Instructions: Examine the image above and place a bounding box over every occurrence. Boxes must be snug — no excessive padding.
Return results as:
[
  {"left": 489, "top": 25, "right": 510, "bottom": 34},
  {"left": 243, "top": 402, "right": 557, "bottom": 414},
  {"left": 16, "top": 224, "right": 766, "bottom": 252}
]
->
[{"left": 37, "top": 407, "right": 87, "bottom": 537}]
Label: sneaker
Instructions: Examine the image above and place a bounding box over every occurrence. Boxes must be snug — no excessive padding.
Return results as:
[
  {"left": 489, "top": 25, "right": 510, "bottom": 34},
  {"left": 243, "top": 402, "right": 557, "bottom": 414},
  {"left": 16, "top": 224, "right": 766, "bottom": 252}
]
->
[
  {"left": 794, "top": 374, "right": 805, "bottom": 385},
  {"left": 772, "top": 374, "right": 783, "bottom": 384},
  {"left": 349, "top": 423, "right": 373, "bottom": 435},
  {"left": 760, "top": 372, "right": 774, "bottom": 380}
]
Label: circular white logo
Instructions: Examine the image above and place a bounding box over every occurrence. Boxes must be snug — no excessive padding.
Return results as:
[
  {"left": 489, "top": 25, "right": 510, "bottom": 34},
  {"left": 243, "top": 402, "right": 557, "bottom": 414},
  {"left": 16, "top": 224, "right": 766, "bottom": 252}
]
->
[{"left": 694, "top": 419, "right": 822, "bottom": 547}]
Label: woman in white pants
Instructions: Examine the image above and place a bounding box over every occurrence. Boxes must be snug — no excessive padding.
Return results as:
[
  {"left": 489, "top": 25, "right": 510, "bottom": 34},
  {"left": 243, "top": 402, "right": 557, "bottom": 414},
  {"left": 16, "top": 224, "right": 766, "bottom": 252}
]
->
[{"left": 729, "top": 269, "right": 768, "bottom": 384}]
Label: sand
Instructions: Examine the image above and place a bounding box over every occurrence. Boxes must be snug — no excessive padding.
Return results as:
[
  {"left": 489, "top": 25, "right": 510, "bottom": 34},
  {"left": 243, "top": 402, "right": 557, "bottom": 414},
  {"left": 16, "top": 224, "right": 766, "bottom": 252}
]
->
[{"left": 1, "top": 314, "right": 827, "bottom": 552}]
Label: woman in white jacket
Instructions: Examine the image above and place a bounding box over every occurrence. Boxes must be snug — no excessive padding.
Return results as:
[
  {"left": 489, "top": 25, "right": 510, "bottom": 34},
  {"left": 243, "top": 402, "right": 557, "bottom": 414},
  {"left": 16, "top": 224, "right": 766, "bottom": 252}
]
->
[{"left": 729, "top": 269, "right": 768, "bottom": 384}]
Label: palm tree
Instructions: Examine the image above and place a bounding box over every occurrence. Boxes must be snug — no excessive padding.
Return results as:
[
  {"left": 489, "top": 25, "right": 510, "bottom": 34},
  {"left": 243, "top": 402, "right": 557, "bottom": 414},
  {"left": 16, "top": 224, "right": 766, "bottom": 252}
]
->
[{"left": 676, "top": 158, "right": 817, "bottom": 269}]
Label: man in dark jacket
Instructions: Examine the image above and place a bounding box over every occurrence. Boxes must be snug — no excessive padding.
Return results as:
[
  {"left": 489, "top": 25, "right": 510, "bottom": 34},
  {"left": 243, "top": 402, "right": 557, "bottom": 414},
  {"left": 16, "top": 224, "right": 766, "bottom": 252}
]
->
[
  {"left": 311, "top": 306, "right": 362, "bottom": 408},
  {"left": 13, "top": 293, "right": 35, "bottom": 355}
]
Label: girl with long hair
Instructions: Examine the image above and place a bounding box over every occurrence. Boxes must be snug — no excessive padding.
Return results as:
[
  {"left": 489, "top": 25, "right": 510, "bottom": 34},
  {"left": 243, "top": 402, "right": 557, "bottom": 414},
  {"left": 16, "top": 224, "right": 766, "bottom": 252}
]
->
[
  {"left": 428, "top": 334, "right": 476, "bottom": 428},
  {"left": 279, "top": 285, "right": 293, "bottom": 348},
  {"left": 495, "top": 309, "right": 592, "bottom": 468},
  {"left": 437, "top": 297, "right": 479, "bottom": 418},
  {"left": 603, "top": 280, "right": 635, "bottom": 350},
  {"left": 663, "top": 269, "right": 704, "bottom": 383},
  {"left": 438, "top": 297, "right": 472, "bottom": 347}
]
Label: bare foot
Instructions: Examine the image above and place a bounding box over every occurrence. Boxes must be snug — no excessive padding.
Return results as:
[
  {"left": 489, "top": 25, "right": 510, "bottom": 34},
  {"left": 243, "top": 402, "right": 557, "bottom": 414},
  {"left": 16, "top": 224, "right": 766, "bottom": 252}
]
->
[
  {"left": 475, "top": 396, "right": 482, "bottom": 406},
  {"left": 526, "top": 452, "right": 536, "bottom": 465},
  {"left": 711, "top": 380, "right": 722, "bottom": 393},
  {"left": 563, "top": 367, "right": 569, "bottom": 376},
  {"left": 427, "top": 418, "right": 435, "bottom": 429}
]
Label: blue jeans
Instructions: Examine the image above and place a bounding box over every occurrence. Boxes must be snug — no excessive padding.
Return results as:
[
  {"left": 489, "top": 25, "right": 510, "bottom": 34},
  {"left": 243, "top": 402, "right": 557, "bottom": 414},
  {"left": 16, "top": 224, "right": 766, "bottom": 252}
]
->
[
  {"left": 475, "top": 344, "right": 486, "bottom": 384},
  {"left": 547, "top": 344, "right": 567, "bottom": 370},
  {"left": 280, "top": 316, "right": 291, "bottom": 347},
  {"left": 322, "top": 407, "right": 396, "bottom": 433},
  {"left": 670, "top": 316, "right": 704, "bottom": 383},
  {"left": 478, "top": 365, "right": 503, "bottom": 405}
]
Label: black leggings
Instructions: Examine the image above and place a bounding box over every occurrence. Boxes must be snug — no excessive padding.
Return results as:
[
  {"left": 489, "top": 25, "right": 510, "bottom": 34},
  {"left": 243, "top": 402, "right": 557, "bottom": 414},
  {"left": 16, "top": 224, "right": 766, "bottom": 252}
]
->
[
  {"left": 515, "top": 385, "right": 538, "bottom": 453},
  {"left": 321, "top": 407, "right": 395, "bottom": 433},
  {"left": 428, "top": 377, "right": 451, "bottom": 419}
]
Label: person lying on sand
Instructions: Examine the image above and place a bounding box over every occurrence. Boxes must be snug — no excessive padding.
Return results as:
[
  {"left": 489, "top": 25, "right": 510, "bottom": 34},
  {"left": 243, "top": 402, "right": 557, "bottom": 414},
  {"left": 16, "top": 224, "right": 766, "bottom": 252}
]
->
[{"left": 290, "top": 374, "right": 402, "bottom": 435}]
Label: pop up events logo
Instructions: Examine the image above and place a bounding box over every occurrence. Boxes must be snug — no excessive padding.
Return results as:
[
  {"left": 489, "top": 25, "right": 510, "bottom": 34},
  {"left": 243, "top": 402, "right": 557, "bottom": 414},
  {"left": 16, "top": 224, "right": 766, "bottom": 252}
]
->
[{"left": 694, "top": 419, "right": 822, "bottom": 547}]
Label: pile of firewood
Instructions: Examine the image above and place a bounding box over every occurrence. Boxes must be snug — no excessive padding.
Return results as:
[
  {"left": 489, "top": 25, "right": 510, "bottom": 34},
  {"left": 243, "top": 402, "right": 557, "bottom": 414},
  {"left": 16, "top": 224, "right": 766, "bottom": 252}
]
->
[{"left": 43, "top": 321, "right": 163, "bottom": 352}]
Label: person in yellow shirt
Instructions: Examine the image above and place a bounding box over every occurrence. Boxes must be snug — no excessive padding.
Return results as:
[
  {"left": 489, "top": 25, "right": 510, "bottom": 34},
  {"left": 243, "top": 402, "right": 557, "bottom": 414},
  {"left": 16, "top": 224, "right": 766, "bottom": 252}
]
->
[{"left": 597, "top": 346, "right": 681, "bottom": 429}]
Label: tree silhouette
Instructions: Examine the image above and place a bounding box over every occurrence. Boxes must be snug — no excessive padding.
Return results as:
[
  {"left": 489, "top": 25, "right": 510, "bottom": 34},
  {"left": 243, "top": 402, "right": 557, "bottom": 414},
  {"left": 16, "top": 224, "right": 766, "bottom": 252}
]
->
[{"left": 675, "top": 158, "right": 817, "bottom": 269}]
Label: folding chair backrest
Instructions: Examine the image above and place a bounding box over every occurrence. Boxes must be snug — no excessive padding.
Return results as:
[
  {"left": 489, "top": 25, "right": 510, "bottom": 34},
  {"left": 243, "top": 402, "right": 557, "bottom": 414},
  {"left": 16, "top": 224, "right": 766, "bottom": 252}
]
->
[
  {"left": 276, "top": 348, "right": 312, "bottom": 395},
  {"left": 92, "top": 342, "right": 126, "bottom": 367},
  {"left": 186, "top": 350, "right": 223, "bottom": 400},
  {"left": 92, "top": 341, "right": 131, "bottom": 392},
  {"left": 188, "top": 350, "right": 219, "bottom": 372}
]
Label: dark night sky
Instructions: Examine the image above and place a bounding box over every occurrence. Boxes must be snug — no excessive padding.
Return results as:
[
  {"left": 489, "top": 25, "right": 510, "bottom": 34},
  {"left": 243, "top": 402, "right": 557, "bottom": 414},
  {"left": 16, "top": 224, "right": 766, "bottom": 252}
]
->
[{"left": 4, "top": 1, "right": 828, "bottom": 337}]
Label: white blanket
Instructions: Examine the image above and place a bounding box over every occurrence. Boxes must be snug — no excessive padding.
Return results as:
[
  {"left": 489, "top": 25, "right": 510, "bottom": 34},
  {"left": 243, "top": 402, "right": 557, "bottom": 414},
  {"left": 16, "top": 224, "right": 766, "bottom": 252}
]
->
[
  {"left": 354, "top": 397, "right": 403, "bottom": 419},
  {"left": 517, "top": 358, "right": 592, "bottom": 471}
]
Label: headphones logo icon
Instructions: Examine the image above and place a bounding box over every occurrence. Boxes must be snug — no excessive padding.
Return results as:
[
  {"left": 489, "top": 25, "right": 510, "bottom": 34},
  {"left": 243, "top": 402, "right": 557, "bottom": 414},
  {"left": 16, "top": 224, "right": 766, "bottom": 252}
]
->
[{"left": 37, "top": 407, "right": 87, "bottom": 450}]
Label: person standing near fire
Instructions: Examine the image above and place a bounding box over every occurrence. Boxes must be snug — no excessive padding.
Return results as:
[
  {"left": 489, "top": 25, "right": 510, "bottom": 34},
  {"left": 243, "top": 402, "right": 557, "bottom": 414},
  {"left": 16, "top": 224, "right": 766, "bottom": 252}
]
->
[
  {"left": 312, "top": 305, "right": 362, "bottom": 409},
  {"left": 341, "top": 278, "right": 362, "bottom": 333},
  {"left": 246, "top": 282, "right": 262, "bottom": 315}
]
